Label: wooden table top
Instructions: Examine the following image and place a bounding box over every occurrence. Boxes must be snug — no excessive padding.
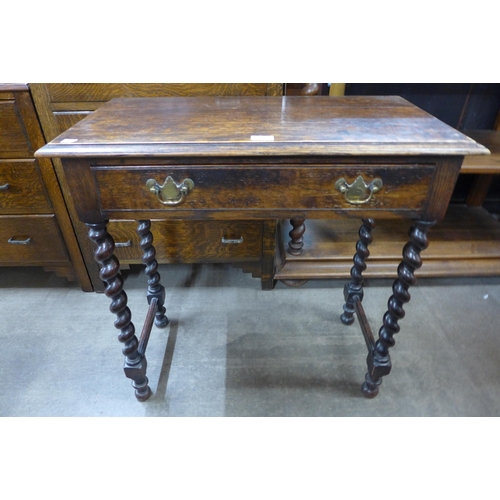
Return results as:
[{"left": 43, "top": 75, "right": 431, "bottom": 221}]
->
[{"left": 35, "top": 96, "right": 489, "bottom": 158}]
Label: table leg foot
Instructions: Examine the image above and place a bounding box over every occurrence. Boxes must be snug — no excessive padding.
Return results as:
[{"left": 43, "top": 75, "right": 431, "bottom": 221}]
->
[
  {"left": 123, "top": 358, "right": 153, "bottom": 402},
  {"left": 362, "top": 349, "right": 391, "bottom": 398},
  {"left": 132, "top": 384, "right": 153, "bottom": 403},
  {"left": 134, "top": 384, "right": 152, "bottom": 402},
  {"left": 155, "top": 314, "right": 169, "bottom": 328},
  {"left": 124, "top": 351, "right": 152, "bottom": 401},
  {"left": 361, "top": 374, "right": 381, "bottom": 398},
  {"left": 340, "top": 303, "right": 356, "bottom": 325}
]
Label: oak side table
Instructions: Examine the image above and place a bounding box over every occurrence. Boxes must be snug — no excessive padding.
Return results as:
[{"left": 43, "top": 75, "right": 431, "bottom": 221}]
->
[{"left": 36, "top": 96, "right": 488, "bottom": 401}]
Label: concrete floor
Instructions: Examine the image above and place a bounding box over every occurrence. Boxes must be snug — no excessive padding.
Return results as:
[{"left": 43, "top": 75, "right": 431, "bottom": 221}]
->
[{"left": 1, "top": 263, "right": 500, "bottom": 417}]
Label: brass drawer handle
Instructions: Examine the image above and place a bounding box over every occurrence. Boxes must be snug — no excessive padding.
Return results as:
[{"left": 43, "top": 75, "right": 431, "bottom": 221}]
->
[
  {"left": 0, "top": 183, "right": 10, "bottom": 191},
  {"left": 115, "top": 240, "right": 132, "bottom": 248},
  {"left": 221, "top": 236, "right": 244, "bottom": 244},
  {"left": 335, "top": 175, "right": 383, "bottom": 205},
  {"left": 146, "top": 176, "right": 194, "bottom": 206},
  {"left": 8, "top": 237, "right": 32, "bottom": 245}
]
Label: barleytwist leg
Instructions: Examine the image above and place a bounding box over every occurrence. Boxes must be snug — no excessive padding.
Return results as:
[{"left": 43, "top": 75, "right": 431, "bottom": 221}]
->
[
  {"left": 341, "top": 218, "right": 375, "bottom": 325},
  {"left": 87, "top": 222, "right": 152, "bottom": 401},
  {"left": 137, "top": 220, "right": 169, "bottom": 328},
  {"left": 288, "top": 218, "right": 306, "bottom": 255},
  {"left": 362, "top": 220, "right": 434, "bottom": 398}
]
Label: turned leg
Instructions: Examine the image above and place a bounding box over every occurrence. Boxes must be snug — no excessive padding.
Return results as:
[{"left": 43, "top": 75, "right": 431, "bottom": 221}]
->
[
  {"left": 341, "top": 218, "right": 375, "bottom": 325},
  {"left": 137, "top": 220, "right": 169, "bottom": 328},
  {"left": 87, "top": 222, "right": 152, "bottom": 401},
  {"left": 288, "top": 218, "right": 306, "bottom": 255},
  {"left": 362, "top": 220, "right": 434, "bottom": 398}
]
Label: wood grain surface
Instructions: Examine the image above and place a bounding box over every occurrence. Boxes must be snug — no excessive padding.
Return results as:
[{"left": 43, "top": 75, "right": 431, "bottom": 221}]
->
[
  {"left": 36, "top": 96, "right": 489, "bottom": 158},
  {"left": 0, "top": 160, "right": 52, "bottom": 212}
]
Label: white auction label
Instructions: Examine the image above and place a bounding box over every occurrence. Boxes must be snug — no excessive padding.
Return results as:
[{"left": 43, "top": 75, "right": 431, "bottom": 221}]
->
[{"left": 250, "top": 135, "right": 275, "bottom": 141}]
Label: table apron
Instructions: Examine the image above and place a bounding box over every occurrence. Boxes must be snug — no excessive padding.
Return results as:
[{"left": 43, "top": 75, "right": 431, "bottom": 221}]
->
[{"left": 92, "top": 164, "right": 436, "bottom": 215}]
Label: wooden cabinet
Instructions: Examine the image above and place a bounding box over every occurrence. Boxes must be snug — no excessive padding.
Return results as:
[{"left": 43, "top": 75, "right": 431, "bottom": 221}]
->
[
  {"left": 0, "top": 84, "right": 91, "bottom": 288},
  {"left": 30, "top": 84, "right": 283, "bottom": 291}
]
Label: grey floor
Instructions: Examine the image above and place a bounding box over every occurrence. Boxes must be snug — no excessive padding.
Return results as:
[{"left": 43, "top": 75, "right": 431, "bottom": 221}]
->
[{"left": 1, "top": 263, "right": 500, "bottom": 417}]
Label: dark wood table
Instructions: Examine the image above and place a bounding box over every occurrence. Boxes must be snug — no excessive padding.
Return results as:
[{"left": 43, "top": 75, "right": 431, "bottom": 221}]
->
[{"left": 36, "top": 96, "right": 488, "bottom": 401}]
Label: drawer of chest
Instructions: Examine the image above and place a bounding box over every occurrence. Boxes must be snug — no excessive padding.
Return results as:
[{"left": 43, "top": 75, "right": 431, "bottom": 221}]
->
[
  {"left": 0, "top": 214, "right": 69, "bottom": 263},
  {"left": 0, "top": 161, "right": 52, "bottom": 213},
  {"left": 108, "top": 219, "right": 263, "bottom": 263},
  {"left": 92, "top": 164, "right": 436, "bottom": 214},
  {"left": 0, "top": 100, "right": 32, "bottom": 158},
  {"left": 44, "top": 83, "right": 275, "bottom": 103}
]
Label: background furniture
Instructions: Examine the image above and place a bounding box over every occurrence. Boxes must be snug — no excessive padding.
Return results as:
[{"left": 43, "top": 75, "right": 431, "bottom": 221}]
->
[
  {"left": 30, "top": 84, "right": 283, "bottom": 291},
  {"left": 276, "top": 84, "right": 500, "bottom": 282},
  {"left": 0, "top": 84, "right": 91, "bottom": 288}
]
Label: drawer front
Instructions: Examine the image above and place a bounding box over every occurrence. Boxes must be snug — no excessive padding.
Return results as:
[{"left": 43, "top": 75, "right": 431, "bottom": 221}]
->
[
  {"left": 108, "top": 219, "right": 263, "bottom": 263},
  {"left": 0, "top": 100, "right": 32, "bottom": 158},
  {"left": 0, "top": 214, "right": 69, "bottom": 263},
  {"left": 45, "top": 83, "right": 279, "bottom": 103},
  {"left": 93, "top": 164, "right": 436, "bottom": 215},
  {"left": 0, "top": 161, "right": 52, "bottom": 212}
]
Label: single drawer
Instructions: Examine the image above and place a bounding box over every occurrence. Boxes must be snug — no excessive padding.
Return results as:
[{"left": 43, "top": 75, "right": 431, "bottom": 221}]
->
[
  {"left": 108, "top": 219, "right": 263, "bottom": 263},
  {"left": 0, "top": 214, "right": 69, "bottom": 263},
  {"left": 93, "top": 164, "right": 436, "bottom": 215},
  {"left": 0, "top": 101, "right": 32, "bottom": 158},
  {"left": 0, "top": 160, "right": 52, "bottom": 213}
]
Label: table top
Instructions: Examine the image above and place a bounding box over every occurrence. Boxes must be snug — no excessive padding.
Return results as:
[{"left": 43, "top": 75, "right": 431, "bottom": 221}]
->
[{"left": 35, "top": 96, "right": 489, "bottom": 158}]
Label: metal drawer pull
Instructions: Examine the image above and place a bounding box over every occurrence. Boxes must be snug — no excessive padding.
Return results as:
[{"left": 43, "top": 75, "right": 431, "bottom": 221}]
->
[
  {"left": 221, "top": 236, "right": 244, "bottom": 244},
  {"left": 146, "top": 176, "right": 194, "bottom": 206},
  {"left": 335, "top": 175, "right": 383, "bottom": 205},
  {"left": 8, "top": 237, "right": 32, "bottom": 245},
  {"left": 0, "top": 183, "right": 10, "bottom": 191},
  {"left": 115, "top": 240, "right": 132, "bottom": 248}
]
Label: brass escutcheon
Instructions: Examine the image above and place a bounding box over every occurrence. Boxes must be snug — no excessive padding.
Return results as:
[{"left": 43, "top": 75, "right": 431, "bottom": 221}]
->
[
  {"left": 146, "top": 176, "right": 194, "bottom": 206},
  {"left": 335, "top": 175, "right": 383, "bottom": 205}
]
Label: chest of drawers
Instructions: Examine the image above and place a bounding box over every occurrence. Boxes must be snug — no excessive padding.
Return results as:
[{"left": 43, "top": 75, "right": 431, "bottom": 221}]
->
[{"left": 0, "top": 84, "right": 88, "bottom": 284}]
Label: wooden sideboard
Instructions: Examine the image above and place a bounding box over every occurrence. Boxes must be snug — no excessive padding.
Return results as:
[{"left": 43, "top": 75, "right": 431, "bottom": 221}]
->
[
  {"left": 0, "top": 84, "right": 91, "bottom": 288},
  {"left": 30, "top": 84, "right": 283, "bottom": 291}
]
